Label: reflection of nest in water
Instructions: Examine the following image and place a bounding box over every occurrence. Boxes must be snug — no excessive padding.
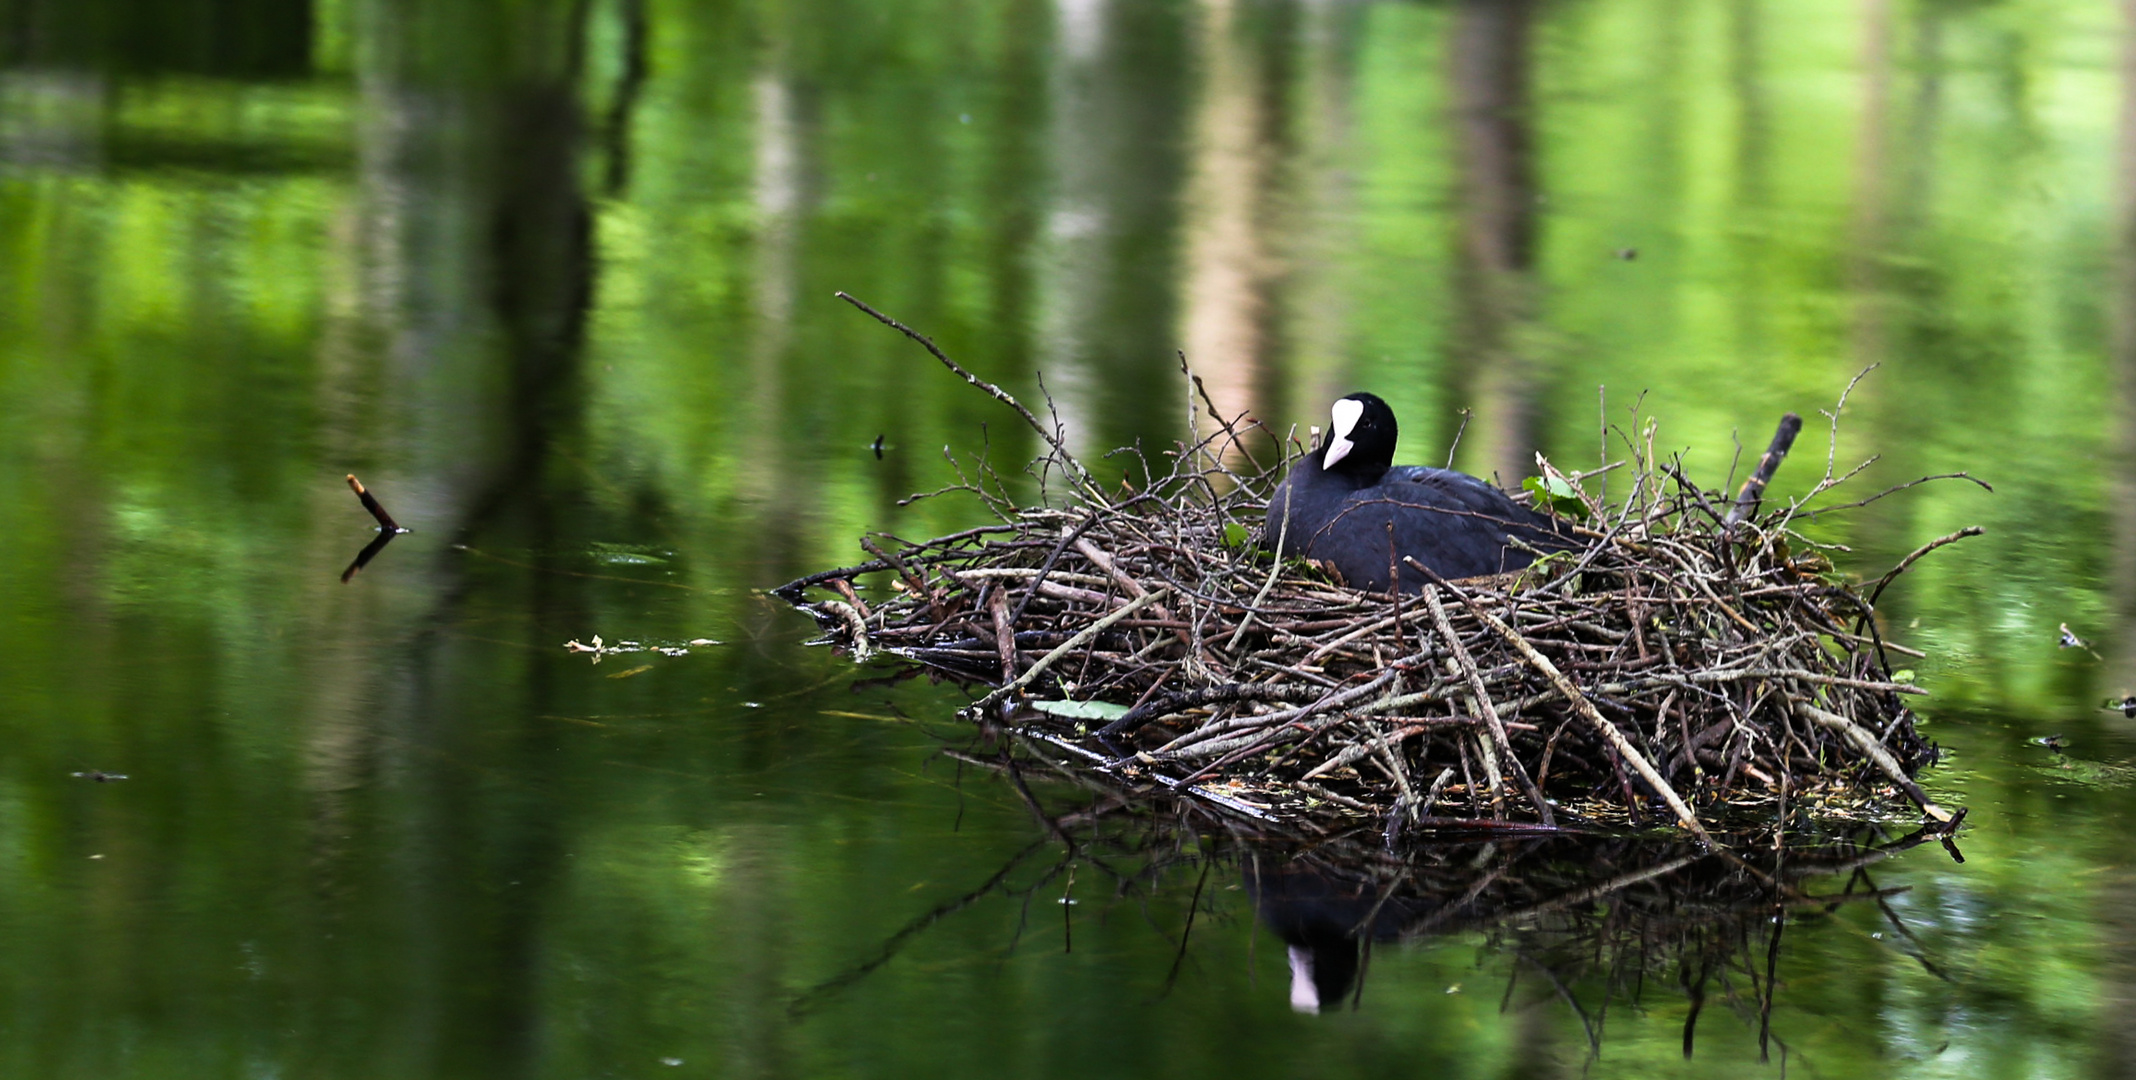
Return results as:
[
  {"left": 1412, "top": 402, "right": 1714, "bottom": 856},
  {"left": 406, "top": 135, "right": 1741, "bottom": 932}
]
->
[
  {"left": 801, "top": 738, "right": 1953, "bottom": 1062},
  {"left": 780, "top": 302, "right": 1982, "bottom": 839},
  {"left": 1262, "top": 824, "right": 1944, "bottom": 1060},
  {"left": 1247, "top": 820, "right": 1939, "bottom": 1051}
]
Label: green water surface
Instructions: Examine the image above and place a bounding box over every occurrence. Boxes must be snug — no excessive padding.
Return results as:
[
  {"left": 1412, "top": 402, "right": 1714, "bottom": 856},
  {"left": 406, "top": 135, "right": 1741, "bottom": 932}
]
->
[{"left": 3, "top": 0, "right": 2134, "bottom": 1076}]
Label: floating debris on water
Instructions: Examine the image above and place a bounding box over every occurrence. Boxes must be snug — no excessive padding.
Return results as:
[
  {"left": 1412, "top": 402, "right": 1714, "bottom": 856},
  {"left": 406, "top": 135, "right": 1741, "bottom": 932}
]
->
[{"left": 564, "top": 635, "right": 722, "bottom": 663}]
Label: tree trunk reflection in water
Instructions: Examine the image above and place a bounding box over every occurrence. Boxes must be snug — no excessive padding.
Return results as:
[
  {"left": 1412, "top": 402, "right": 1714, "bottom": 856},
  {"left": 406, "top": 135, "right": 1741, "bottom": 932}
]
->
[
  {"left": 1036, "top": 0, "right": 1113, "bottom": 453},
  {"left": 1841, "top": 0, "right": 1919, "bottom": 585},
  {"left": 1037, "top": 0, "right": 1190, "bottom": 455},
  {"left": 456, "top": 53, "right": 593, "bottom": 1080},
  {"left": 2113, "top": 0, "right": 2136, "bottom": 698},
  {"left": 740, "top": 63, "right": 821, "bottom": 590},
  {"left": 294, "top": 0, "right": 601, "bottom": 1071},
  {"left": 2099, "top": 4, "right": 2136, "bottom": 1067},
  {"left": 1179, "top": 0, "right": 1282, "bottom": 433},
  {"left": 1282, "top": 0, "right": 1366, "bottom": 424},
  {"left": 1449, "top": 0, "right": 1540, "bottom": 490}
]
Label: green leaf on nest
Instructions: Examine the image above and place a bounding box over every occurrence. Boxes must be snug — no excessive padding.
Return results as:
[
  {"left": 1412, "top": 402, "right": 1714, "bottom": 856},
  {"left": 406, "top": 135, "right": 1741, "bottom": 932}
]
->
[
  {"left": 1522, "top": 475, "right": 1590, "bottom": 519},
  {"left": 1028, "top": 699, "right": 1132, "bottom": 721}
]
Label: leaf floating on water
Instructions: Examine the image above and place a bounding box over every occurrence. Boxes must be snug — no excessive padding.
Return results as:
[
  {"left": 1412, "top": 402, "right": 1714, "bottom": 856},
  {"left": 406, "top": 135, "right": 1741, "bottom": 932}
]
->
[
  {"left": 1029, "top": 699, "right": 1132, "bottom": 721},
  {"left": 688, "top": 639, "right": 724, "bottom": 646},
  {"left": 606, "top": 664, "right": 654, "bottom": 679},
  {"left": 819, "top": 710, "right": 906, "bottom": 723},
  {"left": 589, "top": 541, "right": 670, "bottom": 566},
  {"left": 71, "top": 771, "right": 128, "bottom": 782}
]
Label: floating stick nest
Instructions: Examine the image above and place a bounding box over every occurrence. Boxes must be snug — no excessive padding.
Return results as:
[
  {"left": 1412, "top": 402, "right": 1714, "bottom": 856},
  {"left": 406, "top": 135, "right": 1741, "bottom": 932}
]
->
[{"left": 778, "top": 296, "right": 1985, "bottom": 842}]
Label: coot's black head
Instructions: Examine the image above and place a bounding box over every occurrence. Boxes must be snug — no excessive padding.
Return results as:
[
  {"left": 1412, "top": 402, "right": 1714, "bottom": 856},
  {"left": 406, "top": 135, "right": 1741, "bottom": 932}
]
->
[{"left": 1321, "top": 392, "right": 1398, "bottom": 477}]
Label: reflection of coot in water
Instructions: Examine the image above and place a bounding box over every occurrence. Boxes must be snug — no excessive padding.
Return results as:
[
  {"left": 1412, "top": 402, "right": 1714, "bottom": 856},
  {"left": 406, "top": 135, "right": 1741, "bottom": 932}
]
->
[{"left": 1248, "top": 862, "right": 1427, "bottom": 1013}]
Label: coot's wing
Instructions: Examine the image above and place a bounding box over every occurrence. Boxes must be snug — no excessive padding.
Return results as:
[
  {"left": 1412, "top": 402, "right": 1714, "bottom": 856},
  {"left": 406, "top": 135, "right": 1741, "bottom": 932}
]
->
[
  {"left": 1300, "top": 480, "right": 1518, "bottom": 588},
  {"left": 1384, "top": 465, "right": 1497, "bottom": 492},
  {"left": 1264, "top": 461, "right": 1578, "bottom": 592},
  {"left": 1388, "top": 469, "right": 1573, "bottom": 543},
  {"left": 1368, "top": 471, "right": 1576, "bottom": 582}
]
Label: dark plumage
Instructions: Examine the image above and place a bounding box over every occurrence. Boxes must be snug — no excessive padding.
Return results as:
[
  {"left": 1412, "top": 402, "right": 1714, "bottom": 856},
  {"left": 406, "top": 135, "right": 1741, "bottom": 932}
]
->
[
  {"left": 1262, "top": 392, "right": 1572, "bottom": 592},
  {"left": 1247, "top": 860, "right": 1423, "bottom": 1013}
]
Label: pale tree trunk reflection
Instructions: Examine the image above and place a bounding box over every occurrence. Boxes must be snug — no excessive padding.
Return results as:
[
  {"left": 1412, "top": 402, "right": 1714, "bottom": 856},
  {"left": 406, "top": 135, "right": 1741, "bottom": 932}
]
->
[
  {"left": 1449, "top": 0, "right": 1540, "bottom": 490},
  {"left": 1179, "top": 0, "right": 1278, "bottom": 435},
  {"left": 2103, "top": 1, "right": 2136, "bottom": 1068},
  {"left": 739, "top": 65, "right": 819, "bottom": 588},
  {"left": 1035, "top": 0, "right": 1113, "bottom": 453},
  {"left": 2113, "top": 0, "right": 2136, "bottom": 692},
  {"left": 1283, "top": 0, "right": 1365, "bottom": 425},
  {"left": 1842, "top": 0, "right": 1896, "bottom": 514}
]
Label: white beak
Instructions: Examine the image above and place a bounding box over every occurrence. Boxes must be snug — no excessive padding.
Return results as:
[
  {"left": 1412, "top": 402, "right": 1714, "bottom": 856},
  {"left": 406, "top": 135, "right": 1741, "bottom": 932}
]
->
[{"left": 1322, "top": 398, "right": 1364, "bottom": 470}]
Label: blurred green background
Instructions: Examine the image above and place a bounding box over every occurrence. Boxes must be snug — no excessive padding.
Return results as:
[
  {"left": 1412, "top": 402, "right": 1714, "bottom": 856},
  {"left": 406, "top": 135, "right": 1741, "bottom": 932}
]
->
[{"left": 4, "top": 0, "right": 2136, "bottom": 1075}]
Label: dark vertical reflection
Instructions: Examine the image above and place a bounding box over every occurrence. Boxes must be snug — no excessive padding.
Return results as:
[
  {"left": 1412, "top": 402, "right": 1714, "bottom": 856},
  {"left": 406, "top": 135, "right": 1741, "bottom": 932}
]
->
[
  {"left": 1503, "top": 1005, "right": 1570, "bottom": 1080},
  {"left": 295, "top": 0, "right": 600, "bottom": 1072},
  {"left": 2110, "top": 857, "right": 2136, "bottom": 1080},
  {"left": 599, "top": 0, "right": 649, "bottom": 197},
  {"left": 1447, "top": 0, "right": 1541, "bottom": 488},
  {"left": 449, "top": 11, "right": 594, "bottom": 1076},
  {"left": 0, "top": 0, "right": 313, "bottom": 75},
  {"left": 966, "top": 0, "right": 1049, "bottom": 489}
]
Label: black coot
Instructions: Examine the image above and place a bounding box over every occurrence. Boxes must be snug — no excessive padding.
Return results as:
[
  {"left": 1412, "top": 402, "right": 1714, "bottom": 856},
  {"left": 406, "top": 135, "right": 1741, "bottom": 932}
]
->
[{"left": 1262, "top": 392, "right": 1572, "bottom": 592}]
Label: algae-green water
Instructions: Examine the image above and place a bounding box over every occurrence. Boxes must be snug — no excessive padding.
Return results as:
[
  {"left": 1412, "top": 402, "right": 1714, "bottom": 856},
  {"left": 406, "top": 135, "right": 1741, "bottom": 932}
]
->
[{"left": 3, "top": 0, "right": 2134, "bottom": 1075}]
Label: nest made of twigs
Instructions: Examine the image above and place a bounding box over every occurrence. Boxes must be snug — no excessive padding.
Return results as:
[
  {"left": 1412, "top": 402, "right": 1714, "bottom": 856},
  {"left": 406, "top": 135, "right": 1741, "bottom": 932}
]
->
[{"left": 777, "top": 298, "right": 1982, "bottom": 842}]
